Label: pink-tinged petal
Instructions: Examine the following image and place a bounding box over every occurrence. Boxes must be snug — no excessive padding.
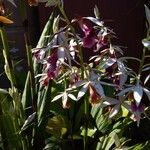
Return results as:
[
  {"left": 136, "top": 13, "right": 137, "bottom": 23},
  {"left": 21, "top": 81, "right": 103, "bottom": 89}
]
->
[
  {"left": 91, "top": 81, "right": 105, "bottom": 98},
  {"left": 83, "top": 34, "right": 98, "bottom": 48},
  {"left": 78, "top": 18, "right": 98, "bottom": 48},
  {"left": 130, "top": 102, "right": 144, "bottom": 127},
  {"left": 133, "top": 84, "right": 143, "bottom": 106},
  {"left": 32, "top": 48, "right": 45, "bottom": 63},
  {"left": 89, "top": 85, "right": 101, "bottom": 104},
  {"left": 109, "top": 104, "right": 120, "bottom": 118},
  {"left": 104, "top": 58, "right": 116, "bottom": 69},
  {"left": 39, "top": 75, "right": 49, "bottom": 87}
]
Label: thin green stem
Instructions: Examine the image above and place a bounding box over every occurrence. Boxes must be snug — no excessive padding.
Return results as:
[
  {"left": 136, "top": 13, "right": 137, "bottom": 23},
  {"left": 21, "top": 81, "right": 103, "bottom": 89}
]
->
[
  {"left": 0, "top": 101, "right": 9, "bottom": 150},
  {"left": 84, "top": 97, "right": 89, "bottom": 150},
  {"left": 58, "top": 5, "right": 84, "bottom": 77},
  {"left": 0, "top": 27, "right": 17, "bottom": 87},
  {"left": 138, "top": 47, "right": 146, "bottom": 80}
]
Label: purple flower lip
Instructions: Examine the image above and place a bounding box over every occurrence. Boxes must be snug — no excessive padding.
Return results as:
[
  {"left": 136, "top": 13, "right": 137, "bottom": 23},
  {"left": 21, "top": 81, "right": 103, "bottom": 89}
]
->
[{"left": 77, "top": 18, "right": 98, "bottom": 48}]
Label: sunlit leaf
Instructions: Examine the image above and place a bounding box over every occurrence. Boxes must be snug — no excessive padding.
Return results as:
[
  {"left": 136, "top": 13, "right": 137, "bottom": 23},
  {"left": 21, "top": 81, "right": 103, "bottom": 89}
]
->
[
  {"left": 145, "top": 5, "right": 150, "bottom": 26},
  {"left": 0, "top": 88, "right": 9, "bottom": 94},
  {"left": 144, "top": 74, "right": 150, "bottom": 85},
  {"left": 21, "top": 112, "right": 36, "bottom": 131}
]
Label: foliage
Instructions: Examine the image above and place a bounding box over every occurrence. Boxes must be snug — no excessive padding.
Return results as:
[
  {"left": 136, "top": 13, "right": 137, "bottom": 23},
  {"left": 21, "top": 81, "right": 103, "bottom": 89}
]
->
[{"left": 0, "top": 0, "right": 150, "bottom": 150}]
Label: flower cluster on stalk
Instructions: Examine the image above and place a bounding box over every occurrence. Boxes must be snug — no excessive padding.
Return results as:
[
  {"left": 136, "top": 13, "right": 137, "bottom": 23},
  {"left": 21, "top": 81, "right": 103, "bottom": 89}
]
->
[{"left": 32, "top": 6, "right": 150, "bottom": 126}]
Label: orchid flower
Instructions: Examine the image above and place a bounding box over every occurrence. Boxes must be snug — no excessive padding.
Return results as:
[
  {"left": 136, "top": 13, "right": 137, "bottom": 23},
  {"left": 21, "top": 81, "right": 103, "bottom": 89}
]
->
[
  {"left": 32, "top": 48, "right": 46, "bottom": 63},
  {"left": 130, "top": 101, "right": 144, "bottom": 126},
  {"left": 77, "top": 18, "right": 98, "bottom": 49},
  {"left": 102, "top": 96, "right": 127, "bottom": 118},
  {"left": 117, "top": 82, "right": 150, "bottom": 107}
]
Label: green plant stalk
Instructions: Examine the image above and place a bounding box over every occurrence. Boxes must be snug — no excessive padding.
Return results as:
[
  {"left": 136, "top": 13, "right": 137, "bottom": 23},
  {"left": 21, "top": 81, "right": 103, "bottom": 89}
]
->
[
  {"left": 24, "top": 34, "right": 37, "bottom": 112},
  {"left": 0, "top": 26, "right": 28, "bottom": 149},
  {"left": 0, "top": 27, "right": 17, "bottom": 87},
  {"left": 58, "top": 5, "right": 89, "bottom": 149},
  {"left": 137, "top": 47, "right": 146, "bottom": 80},
  {"left": 0, "top": 101, "right": 9, "bottom": 150}
]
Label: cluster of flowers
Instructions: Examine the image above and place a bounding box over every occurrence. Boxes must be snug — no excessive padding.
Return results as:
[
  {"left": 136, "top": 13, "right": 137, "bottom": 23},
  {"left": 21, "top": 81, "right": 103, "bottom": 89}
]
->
[{"left": 32, "top": 13, "right": 150, "bottom": 126}]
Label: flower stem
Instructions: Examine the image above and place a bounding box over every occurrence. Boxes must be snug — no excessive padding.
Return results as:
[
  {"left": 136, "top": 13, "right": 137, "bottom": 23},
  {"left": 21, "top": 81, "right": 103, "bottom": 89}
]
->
[
  {"left": 58, "top": 5, "right": 89, "bottom": 149},
  {"left": 84, "top": 96, "right": 89, "bottom": 150},
  {"left": 58, "top": 5, "right": 84, "bottom": 77},
  {"left": 137, "top": 47, "right": 146, "bottom": 80}
]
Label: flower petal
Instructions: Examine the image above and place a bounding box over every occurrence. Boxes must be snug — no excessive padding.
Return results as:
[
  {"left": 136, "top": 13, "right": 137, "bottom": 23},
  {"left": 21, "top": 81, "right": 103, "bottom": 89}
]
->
[
  {"left": 51, "top": 93, "right": 63, "bottom": 102},
  {"left": 84, "top": 17, "right": 104, "bottom": 27},
  {"left": 133, "top": 84, "right": 143, "bottom": 106},
  {"left": 91, "top": 81, "right": 105, "bottom": 98},
  {"left": 109, "top": 104, "right": 120, "bottom": 118},
  {"left": 117, "top": 87, "right": 133, "bottom": 96},
  {"left": 68, "top": 94, "right": 77, "bottom": 101},
  {"left": 77, "top": 82, "right": 89, "bottom": 100}
]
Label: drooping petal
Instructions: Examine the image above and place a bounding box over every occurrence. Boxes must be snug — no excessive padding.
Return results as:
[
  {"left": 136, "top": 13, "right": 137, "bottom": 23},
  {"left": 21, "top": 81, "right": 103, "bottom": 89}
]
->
[
  {"left": 91, "top": 81, "right": 105, "bottom": 98},
  {"left": 77, "top": 82, "right": 89, "bottom": 100},
  {"left": 103, "top": 97, "right": 120, "bottom": 106},
  {"left": 109, "top": 104, "right": 120, "bottom": 118},
  {"left": 117, "top": 87, "right": 134, "bottom": 96},
  {"left": 133, "top": 84, "right": 143, "bottom": 106},
  {"left": 89, "top": 85, "right": 101, "bottom": 104}
]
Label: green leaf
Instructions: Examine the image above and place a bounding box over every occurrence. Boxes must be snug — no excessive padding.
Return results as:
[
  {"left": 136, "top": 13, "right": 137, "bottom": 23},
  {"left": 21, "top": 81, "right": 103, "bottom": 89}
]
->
[
  {"left": 38, "top": 81, "right": 51, "bottom": 127},
  {"left": 46, "top": 115, "right": 67, "bottom": 137},
  {"left": 37, "top": 12, "right": 55, "bottom": 48},
  {"left": 21, "top": 72, "right": 32, "bottom": 111}
]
